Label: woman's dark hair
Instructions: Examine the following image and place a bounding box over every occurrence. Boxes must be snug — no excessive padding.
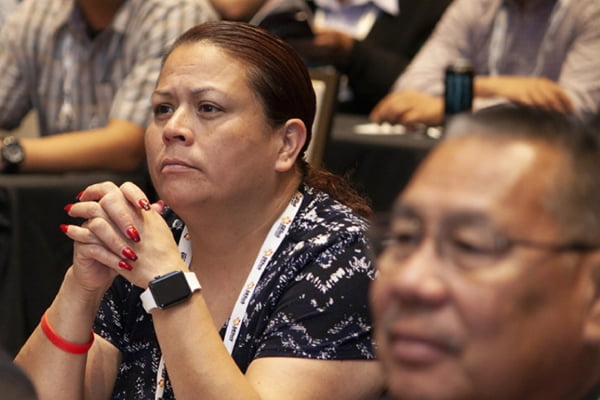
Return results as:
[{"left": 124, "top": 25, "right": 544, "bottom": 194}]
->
[{"left": 164, "top": 21, "right": 371, "bottom": 218}]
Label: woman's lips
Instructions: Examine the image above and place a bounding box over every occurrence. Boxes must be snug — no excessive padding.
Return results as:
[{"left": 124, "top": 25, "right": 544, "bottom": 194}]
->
[{"left": 160, "top": 158, "right": 196, "bottom": 173}]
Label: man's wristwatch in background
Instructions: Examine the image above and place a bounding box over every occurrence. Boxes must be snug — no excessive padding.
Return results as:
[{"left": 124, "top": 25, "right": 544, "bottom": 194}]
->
[
  {"left": 1, "top": 136, "right": 25, "bottom": 173},
  {"left": 140, "top": 271, "right": 201, "bottom": 313}
]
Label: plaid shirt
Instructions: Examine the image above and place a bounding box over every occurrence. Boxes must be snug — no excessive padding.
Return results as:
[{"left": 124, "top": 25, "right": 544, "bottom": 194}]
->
[{"left": 0, "top": 0, "right": 218, "bottom": 135}]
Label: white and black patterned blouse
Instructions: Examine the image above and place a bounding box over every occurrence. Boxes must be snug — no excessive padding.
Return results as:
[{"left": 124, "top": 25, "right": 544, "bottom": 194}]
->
[{"left": 94, "top": 184, "right": 377, "bottom": 399}]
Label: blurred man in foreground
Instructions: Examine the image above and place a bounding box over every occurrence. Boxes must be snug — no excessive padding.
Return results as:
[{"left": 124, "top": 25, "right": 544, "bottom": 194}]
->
[{"left": 370, "top": 105, "right": 600, "bottom": 400}]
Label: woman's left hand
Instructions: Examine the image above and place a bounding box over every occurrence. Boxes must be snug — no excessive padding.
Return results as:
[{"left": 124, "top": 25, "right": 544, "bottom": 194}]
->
[{"left": 64, "top": 181, "right": 187, "bottom": 289}]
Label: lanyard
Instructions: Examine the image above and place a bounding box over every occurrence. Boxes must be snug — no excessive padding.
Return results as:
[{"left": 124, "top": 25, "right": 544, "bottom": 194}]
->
[
  {"left": 488, "top": 0, "right": 572, "bottom": 77},
  {"left": 154, "top": 192, "right": 304, "bottom": 399}
]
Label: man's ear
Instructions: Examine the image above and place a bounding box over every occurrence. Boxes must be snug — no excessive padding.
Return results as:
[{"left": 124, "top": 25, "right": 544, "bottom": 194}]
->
[
  {"left": 274, "top": 118, "right": 307, "bottom": 172},
  {"left": 583, "top": 254, "right": 600, "bottom": 343}
]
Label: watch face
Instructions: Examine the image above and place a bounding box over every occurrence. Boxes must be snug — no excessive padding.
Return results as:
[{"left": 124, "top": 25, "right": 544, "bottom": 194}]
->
[
  {"left": 3, "top": 144, "right": 24, "bottom": 163},
  {"left": 149, "top": 271, "right": 192, "bottom": 308}
]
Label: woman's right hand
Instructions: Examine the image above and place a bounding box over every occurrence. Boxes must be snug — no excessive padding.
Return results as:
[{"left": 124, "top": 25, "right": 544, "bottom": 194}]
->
[{"left": 63, "top": 207, "right": 121, "bottom": 295}]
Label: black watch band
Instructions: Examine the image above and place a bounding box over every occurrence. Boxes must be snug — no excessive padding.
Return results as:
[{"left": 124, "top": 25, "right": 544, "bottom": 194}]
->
[
  {"left": 1, "top": 136, "right": 25, "bottom": 173},
  {"left": 140, "top": 271, "right": 202, "bottom": 313}
]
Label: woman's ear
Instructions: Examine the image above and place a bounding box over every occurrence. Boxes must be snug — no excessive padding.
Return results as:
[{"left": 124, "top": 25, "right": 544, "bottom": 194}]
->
[{"left": 274, "top": 118, "right": 307, "bottom": 172}]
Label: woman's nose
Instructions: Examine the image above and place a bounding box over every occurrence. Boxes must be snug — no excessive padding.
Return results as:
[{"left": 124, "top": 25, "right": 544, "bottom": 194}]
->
[{"left": 163, "top": 106, "right": 194, "bottom": 144}]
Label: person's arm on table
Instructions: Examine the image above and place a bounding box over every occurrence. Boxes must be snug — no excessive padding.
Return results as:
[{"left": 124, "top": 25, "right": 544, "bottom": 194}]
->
[
  {"left": 368, "top": 0, "right": 479, "bottom": 125},
  {"left": 342, "top": 0, "right": 453, "bottom": 112},
  {"left": 8, "top": 119, "right": 145, "bottom": 173},
  {"left": 474, "top": 76, "right": 574, "bottom": 113},
  {"left": 370, "top": 89, "right": 443, "bottom": 126}
]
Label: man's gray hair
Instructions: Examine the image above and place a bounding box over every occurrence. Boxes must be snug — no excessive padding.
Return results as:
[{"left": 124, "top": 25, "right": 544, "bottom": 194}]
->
[{"left": 444, "top": 104, "right": 600, "bottom": 242}]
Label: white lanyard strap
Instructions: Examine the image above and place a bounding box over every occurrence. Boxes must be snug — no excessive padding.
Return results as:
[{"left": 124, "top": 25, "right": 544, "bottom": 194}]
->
[
  {"left": 488, "top": 0, "right": 572, "bottom": 77},
  {"left": 154, "top": 192, "right": 304, "bottom": 399},
  {"left": 222, "top": 191, "right": 303, "bottom": 353}
]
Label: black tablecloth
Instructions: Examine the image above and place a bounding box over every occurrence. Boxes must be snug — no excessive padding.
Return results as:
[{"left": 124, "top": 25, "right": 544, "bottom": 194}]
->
[
  {"left": 324, "top": 114, "right": 438, "bottom": 213},
  {"left": 0, "top": 172, "right": 150, "bottom": 356}
]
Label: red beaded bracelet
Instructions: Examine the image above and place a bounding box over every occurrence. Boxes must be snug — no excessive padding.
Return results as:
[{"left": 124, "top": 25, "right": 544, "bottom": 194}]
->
[{"left": 40, "top": 310, "right": 94, "bottom": 354}]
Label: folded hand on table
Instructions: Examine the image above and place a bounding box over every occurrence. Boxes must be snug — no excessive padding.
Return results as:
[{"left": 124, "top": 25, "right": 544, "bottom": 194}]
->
[{"left": 370, "top": 89, "right": 444, "bottom": 127}]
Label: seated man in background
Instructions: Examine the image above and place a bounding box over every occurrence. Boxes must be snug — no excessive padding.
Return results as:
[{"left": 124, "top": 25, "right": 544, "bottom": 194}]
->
[
  {"left": 0, "top": 0, "right": 218, "bottom": 173},
  {"left": 287, "top": 0, "right": 452, "bottom": 114},
  {"left": 234, "top": 0, "right": 451, "bottom": 114},
  {"left": 370, "top": 104, "right": 600, "bottom": 399},
  {"left": 371, "top": 0, "right": 600, "bottom": 128}
]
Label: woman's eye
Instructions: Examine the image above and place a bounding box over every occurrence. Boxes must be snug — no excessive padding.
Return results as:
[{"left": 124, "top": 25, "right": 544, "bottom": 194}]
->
[
  {"left": 198, "top": 103, "right": 221, "bottom": 113},
  {"left": 153, "top": 104, "right": 173, "bottom": 116}
]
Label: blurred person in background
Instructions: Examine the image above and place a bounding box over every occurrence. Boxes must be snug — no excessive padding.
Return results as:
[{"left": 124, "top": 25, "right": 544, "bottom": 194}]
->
[
  {"left": 209, "top": 0, "right": 266, "bottom": 21},
  {"left": 371, "top": 0, "right": 600, "bottom": 128},
  {"left": 288, "top": 0, "right": 452, "bottom": 114},
  {"left": 0, "top": 0, "right": 19, "bottom": 27},
  {"left": 214, "top": 0, "right": 451, "bottom": 115},
  {"left": 0, "top": 0, "right": 217, "bottom": 174},
  {"left": 371, "top": 104, "right": 600, "bottom": 400}
]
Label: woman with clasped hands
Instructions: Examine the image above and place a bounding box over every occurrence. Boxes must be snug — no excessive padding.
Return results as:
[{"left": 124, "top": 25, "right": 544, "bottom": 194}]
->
[{"left": 15, "top": 21, "right": 385, "bottom": 400}]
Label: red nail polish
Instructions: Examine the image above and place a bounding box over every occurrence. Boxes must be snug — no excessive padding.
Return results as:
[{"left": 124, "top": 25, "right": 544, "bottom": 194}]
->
[
  {"left": 76, "top": 191, "right": 83, "bottom": 200},
  {"left": 118, "top": 260, "right": 133, "bottom": 271},
  {"left": 121, "top": 247, "right": 138, "bottom": 261},
  {"left": 59, "top": 224, "right": 68, "bottom": 233},
  {"left": 126, "top": 226, "right": 140, "bottom": 242},
  {"left": 138, "top": 199, "right": 151, "bottom": 211},
  {"left": 64, "top": 204, "right": 73, "bottom": 213}
]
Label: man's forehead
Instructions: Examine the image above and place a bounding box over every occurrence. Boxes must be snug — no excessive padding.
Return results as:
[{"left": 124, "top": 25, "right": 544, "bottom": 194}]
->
[{"left": 396, "top": 136, "right": 562, "bottom": 225}]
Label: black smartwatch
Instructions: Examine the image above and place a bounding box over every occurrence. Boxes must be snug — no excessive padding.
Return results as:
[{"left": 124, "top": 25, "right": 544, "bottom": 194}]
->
[
  {"left": 1, "top": 136, "right": 25, "bottom": 173},
  {"left": 140, "top": 271, "right": 201, "bottom": 313}
]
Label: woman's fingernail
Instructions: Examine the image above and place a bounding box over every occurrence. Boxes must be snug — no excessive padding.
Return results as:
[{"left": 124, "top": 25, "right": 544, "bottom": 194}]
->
[
  {"left": 118, "top": 260, "right": 133, "bottom": 271},
  {"left": 126, "top": 226, "right": 140, "bottom": 242},
  {"left": 64, "top": 203, "right": 73, "bottom": 213},
  {"left": 138, "top": 199, "right": 151, "bottom": 211},
  {"left": 76, "top": 191, "right": 83, "bottom": 200},
  {"left": 121, "top": 247, "right": 138, "bottom": 261},
  {"left": 59, "top": 224, "right": 68, "bottom": 233}
]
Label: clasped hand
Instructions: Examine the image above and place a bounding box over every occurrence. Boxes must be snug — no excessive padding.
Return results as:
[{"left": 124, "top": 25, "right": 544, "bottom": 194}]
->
[{"left": 63, "top": 181, "right": 185, "bottom": 293}]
